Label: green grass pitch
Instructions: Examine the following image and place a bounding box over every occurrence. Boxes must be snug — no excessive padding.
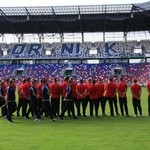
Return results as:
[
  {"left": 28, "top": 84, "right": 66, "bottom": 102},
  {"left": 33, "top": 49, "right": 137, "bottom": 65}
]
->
[{"left": 0, "top": 87, "right": 149, "bottom": 150}]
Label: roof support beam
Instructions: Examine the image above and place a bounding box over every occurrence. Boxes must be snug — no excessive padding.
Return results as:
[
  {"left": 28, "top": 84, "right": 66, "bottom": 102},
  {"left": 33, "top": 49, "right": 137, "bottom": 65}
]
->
[
  {"left": 25, "top": 7, "right": 31, "bottom": 21},
  {"left": 51, "top": 7, "right": 62, "bottom": 38},
  {"left": 78, "top": 7, "right": 84, "bottom": 42},
  {"left": 125, "top": 4, "right": 134, "bottom": 33},
  {"left": 25, "top": 7, "right": 40, "bottom": 34},
  {"left": 0, "top": 9, "right": 7, "bottom": 20},
  {"left": 15, "top": 33, "right": 23, "bottom": 44}
]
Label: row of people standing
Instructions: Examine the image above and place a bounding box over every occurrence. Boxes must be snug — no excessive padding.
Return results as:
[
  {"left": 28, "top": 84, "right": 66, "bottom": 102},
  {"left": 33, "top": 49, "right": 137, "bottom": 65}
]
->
[
  {"left": 17, "top": 76, "right": 144, "bottom": 119},
  {"left": 76, "top": 77, "right": 143, "bottom": 118},
  {"left": 0, "top": 76, "right": 148, "bottom": 123}
]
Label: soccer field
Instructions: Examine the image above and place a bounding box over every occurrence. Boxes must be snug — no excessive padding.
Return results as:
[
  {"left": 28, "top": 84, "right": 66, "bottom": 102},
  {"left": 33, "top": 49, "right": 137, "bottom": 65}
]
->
[{"left": 0, "top": 87, "right": 149, "bottom": 150}]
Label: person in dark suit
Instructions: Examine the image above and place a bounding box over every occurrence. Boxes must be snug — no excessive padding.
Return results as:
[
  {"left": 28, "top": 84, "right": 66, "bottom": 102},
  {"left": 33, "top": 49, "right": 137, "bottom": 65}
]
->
[
  {"left": 59, "top": 79, "right": 77, "bottom": 119},
  {"left": 6, "top": 80, "right": 17, "bottom": 123}
]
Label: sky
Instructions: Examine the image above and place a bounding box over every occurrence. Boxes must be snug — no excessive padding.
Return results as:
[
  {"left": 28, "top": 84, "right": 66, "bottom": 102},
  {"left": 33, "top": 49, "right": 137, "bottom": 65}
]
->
[{"left": 0, "top": 0, "right": 148, "bottom": 7}]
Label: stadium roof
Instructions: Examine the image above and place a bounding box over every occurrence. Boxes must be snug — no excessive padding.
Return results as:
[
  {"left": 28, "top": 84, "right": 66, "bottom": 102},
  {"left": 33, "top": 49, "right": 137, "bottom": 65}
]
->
[{"left": 0, "top": 1, "right": 150, "bottom": 34}]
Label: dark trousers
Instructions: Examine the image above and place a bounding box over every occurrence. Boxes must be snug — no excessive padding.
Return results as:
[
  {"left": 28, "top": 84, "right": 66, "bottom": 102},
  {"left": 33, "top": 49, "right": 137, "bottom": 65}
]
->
[
  {"left": 113, "top": 96, "right": 119, "bottom": 115},
  {"left": 37, "top": 98, "right": 48, "bottom": 117},
  {"left": 105, "top": 97, "right": 114, "bottom": 116},
  {"left": 75, "top": 99, "right": 87, "bottom": 116},
  {"left": 86, "top": 96, "right": 90, "bottom": 106},
  {"left": 148, "top": 96, "right": 150, "bottom": 116},
  {"left": 75, "top": 99, "right": 80, "bottom": 115},
  {"left": 26, "top": 99, "right": 38, "bottom": 118},
  {"left": 0, "top": 100, "right": 7, "bottom": 117},
  {"left": 119, "top": 97, "right": 129, "bottom": 116},
  {"left": 61, "top": 97, "right": 65, "bottom": 115},
  {"left": 7, "top": 102, "right": 17, "bottom": 121},
  {"left": 89, "top": 99, "right": 99, "bottom": 116},
  {"left": 82, "top": 100, "right": 87, "bottom": 116},
  {"left": 51, "top": 98, "right": 60, "bottom": 117},
  {"left": 37, "top": 101, "right": 54, "bottom": 119},
  {"left": 37, "top": 98, "right": 42, "bottom": 114},
  {"left": 85, "top": 96, "right": 90, "bottom": 114},
  {"left": 23, "top": 99, "right": 29, "bottom": 116},
  {"left": 62, "top": 97, "right": 71, "bottom": 117},
  {"left": 132, "top": 98, "right": 142, "bottom": 116},
  {"left": 17, "top": 98, "right": 25, "bottom": 116},
  {"left": 99, "top": 97, "right": 106, "bottom": 115},
  {"left": 60, "top": 100, "right": 75, "bottom": 117}
]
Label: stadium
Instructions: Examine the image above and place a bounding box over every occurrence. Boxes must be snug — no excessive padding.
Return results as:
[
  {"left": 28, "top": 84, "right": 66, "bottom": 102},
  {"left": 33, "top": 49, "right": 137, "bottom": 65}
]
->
[
  {"left": 1, "top": 0, "right": 150, "bottom": 149},
  {"left": 0, "top": 1, "right": 150, "bottom": 84}
]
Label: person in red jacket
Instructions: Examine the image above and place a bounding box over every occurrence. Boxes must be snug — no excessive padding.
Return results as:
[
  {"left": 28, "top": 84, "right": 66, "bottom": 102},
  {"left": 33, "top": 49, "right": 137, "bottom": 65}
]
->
[
  {"left": 117, "top": 77, "right": 129, "bottom": 116},
  {"left": 69, "top": 77, "right": 77, "bottom": 116},
  {"left": 69, "top": 77, "right": 77, "bottom": 99},
  {"left": 0, "top": 81, "right": 7, "bottom": 118},
  {"left": 36, "top": 79, "right": 43, "bottom": 114},
  {"left": 84, "top": 77, "right": 92, "bottom": 114},
  {"left": 96, "top": 78, "right": 105, "bottom": 116},
  {"left": 17, "top": 78, "right": 26, "bottom": 117},
  {"left": 60, "top": 77, "right": 70, "bottom": 117},
  {"left": 131, "top": 79, "right": 142, "bottom": 117},
  {"left": 50, "top": 78, "right": 61, "bottom": 117},
  {"left": 146, "top": 80, "right": 150, "bottom": 117},
  {"left": 22, "top": 77, "right": 31, "bottom": 118},
  {"left": 4, "top": 78, "right": 10, "bottom": 97},
  {"left": 104, "top": 78, "right": 116, "bottom": 116},
  {"left": 76, "top": 79, "right": 87, "bottom": 117},
  {"left": 89, "top": 79, "right": 99, "bottom": 117},
  {"left": 112, "top": 82, "right": 120, "bottom": 116}
]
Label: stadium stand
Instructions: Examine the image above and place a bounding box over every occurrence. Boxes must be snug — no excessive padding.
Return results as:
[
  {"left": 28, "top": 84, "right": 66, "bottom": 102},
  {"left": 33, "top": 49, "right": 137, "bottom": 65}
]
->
[
  {"left": 0, "top": 40, "right": 150, "bottom": 58},
  {"left": 0, "top": 63, "right": 150, "bottom": 85},
  {"left": 0, "top": 2, "right": 150, "bottom": 87}
]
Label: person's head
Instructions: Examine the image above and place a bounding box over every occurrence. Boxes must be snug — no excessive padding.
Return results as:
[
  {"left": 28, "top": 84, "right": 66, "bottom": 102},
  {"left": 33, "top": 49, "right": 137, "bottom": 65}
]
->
[
  {"left": 0, "top": 81, "right": 4, "bottom": 87},
  {"left": 43, "top": 78, "right": 48, "bottom": 85},
  {"left": 133, "top": 79, "right": 137, "bottom": 83},
  {"left": 88, "top": 77, "right": 92, "bottom": 83},
  {"left": 92, "top": 79, "right": 96, "bottom": 85},
  {"left": 68, "top": 79, "right": 72, "bottom": 86},
  {"left": 64, "top": 77, "right": 69, "bottom": 82},
  {"left": 80, "top": 79, "right": 83, "bottom": 84},
  {"left": 98, "top": 77, "right": 102, "bottom": 82},
  {"left": 120, "top": 77, "right": 124, "bottom": 81},
  {"left": 5, "top": 78, "right": 10, "bottom": 83},
  {"left": 26, "top": 77, "right": 30, "bottom": 82},
  {"left": 11, "top": 77, "right": 16, "bottom": 82},
  {"left": 54, "top": 78, "right": 58, "bottom": 83},
  {"left": 22, "top": 78, "right": 26, "bottom": 84},
  {"left": 31, "top": 79, "right": 37, "bottom": 87},
  {"left": 9, "top": 79, "right": 14, "bottom": 87},
  {"left": 108, "top": 78, "right": 113, "bottom": 82},
  {"left": 69, "top": 77, "right": 73, "bottom": 81},
  {"left": 41, "top": 77, "right": 46, "bottom": 84}
]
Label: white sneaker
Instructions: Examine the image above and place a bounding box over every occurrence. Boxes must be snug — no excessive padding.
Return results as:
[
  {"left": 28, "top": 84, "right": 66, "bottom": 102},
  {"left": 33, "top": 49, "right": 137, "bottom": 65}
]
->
[
  {"left": 52, "top": 118, "right": 56, "bottom": 122},
  {"left": 35, "top": 118, "right": 41, "bottom": 122},
  {"left": 134, "top": 115, "right": 137, "bottom": 117}
]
